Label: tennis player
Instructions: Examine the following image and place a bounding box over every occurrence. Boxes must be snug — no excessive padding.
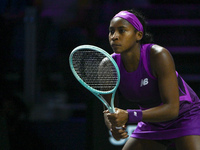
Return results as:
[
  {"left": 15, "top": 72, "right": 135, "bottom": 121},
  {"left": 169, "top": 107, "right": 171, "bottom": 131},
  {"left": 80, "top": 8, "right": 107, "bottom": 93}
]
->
[{"left": 103, "top": 9, "right": 200, "bottom": 150}]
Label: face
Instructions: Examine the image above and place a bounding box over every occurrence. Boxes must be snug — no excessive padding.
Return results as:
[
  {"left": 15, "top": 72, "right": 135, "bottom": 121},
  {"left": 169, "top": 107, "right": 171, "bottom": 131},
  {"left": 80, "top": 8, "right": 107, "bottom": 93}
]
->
[{"left": 109, "top": 17, "right": 142, "bottom": 54}]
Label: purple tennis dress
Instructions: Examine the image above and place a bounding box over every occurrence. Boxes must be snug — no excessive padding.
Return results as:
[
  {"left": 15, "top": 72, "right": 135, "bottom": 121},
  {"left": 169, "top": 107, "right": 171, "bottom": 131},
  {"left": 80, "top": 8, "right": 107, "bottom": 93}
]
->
[{"left": 112, "top": 44, "right": 200, "bottom": 140}]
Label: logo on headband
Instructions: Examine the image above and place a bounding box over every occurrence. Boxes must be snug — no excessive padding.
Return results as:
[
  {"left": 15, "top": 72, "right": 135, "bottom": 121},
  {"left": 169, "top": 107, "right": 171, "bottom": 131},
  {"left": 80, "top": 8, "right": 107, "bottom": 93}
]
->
[{"left": 119, "top": 12, "right": 127, "bottom": 16}]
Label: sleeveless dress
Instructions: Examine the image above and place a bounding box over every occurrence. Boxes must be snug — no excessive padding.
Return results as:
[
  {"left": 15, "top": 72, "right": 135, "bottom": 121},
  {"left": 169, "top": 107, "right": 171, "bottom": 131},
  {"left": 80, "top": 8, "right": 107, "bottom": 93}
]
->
[{"left": 112, "top": 44, "right": 200, "bottom": 140}]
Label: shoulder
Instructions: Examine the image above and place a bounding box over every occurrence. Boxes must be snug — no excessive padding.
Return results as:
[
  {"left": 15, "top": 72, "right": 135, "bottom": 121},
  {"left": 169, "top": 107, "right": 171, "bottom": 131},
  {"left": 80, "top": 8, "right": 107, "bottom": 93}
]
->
[
  {"left": 150, "top": 45, "right": 175, "bottom": 77},
  {"left": 150, "top": 44, "right": 174, "bottom": 63},
  {"left": 150, "top": 45, "right": 170, "bottom": 57}
]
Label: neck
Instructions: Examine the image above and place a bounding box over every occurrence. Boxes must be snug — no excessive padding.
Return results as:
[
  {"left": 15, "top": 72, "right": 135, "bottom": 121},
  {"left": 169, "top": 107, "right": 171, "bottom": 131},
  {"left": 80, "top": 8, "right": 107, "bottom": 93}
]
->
[{"left": 121, "top": 44, "right": 141, "bottom": 72}]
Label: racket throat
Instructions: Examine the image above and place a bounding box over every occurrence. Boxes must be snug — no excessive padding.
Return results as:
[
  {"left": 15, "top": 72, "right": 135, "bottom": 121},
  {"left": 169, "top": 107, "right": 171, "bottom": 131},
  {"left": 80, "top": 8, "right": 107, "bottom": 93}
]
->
[{"left": 96, "top": 94, "right": 115, "bottom": 113}]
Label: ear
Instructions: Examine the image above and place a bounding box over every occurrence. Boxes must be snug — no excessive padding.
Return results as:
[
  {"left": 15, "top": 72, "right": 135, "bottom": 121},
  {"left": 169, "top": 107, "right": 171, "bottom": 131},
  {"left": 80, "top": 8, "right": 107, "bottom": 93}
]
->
[{"left": 136, "top": 31, "right": 143, "bottom": 41}]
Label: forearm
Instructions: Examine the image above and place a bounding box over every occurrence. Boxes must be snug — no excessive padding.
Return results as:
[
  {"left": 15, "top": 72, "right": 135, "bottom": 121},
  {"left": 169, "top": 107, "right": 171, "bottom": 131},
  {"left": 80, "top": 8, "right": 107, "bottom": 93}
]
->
[{"left": 141, "top": 103, "right": 179, "bottom": 122}]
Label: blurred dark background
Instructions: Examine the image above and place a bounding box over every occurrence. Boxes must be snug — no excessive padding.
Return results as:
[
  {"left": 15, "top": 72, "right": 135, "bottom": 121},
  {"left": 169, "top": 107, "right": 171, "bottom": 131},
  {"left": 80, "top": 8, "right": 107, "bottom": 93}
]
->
[{"left": 0, "top": 0, "right": 200, "bottom": 150}]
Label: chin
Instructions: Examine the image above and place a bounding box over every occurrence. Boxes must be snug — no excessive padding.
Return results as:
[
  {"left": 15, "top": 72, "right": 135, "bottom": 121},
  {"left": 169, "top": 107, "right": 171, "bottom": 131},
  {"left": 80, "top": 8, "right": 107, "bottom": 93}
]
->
[
  {"left": 114, "top": 51, "right": 121, "bottom": 54},
  {"left": 112, "top": 48, "right": 121, "bottom": 54}
]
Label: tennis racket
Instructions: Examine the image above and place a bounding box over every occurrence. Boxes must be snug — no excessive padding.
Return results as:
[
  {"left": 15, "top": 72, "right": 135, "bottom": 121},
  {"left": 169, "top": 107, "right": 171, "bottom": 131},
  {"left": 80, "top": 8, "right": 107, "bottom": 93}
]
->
[{"left": 69, "top": 45, "right": 120, "bottom": 113}]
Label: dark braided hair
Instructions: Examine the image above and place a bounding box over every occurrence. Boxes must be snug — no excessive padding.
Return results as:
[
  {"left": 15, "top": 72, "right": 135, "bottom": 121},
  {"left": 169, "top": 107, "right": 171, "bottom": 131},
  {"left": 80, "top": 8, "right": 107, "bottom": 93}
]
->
[{"left": 127, "top": 9, "right": 153, "bottom": 44}]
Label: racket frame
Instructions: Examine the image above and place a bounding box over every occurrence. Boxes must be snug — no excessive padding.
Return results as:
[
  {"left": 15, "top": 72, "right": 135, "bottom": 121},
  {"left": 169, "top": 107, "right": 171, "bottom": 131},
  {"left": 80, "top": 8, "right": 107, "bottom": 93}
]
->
[{"left": 69, "top": 45, "right": 120, "bottom": 113}]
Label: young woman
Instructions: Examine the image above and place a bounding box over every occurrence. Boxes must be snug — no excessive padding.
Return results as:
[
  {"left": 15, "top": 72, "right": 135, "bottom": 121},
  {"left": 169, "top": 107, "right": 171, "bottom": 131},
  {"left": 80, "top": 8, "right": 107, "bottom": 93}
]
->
[{"left": 103, "top": 9, "right": 200, "bottom": 150}]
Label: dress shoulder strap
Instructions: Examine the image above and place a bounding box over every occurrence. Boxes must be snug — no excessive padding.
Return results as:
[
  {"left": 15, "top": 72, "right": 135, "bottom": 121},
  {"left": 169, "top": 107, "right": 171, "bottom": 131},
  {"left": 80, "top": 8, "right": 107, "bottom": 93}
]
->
[{"left": 141, "top": 44, "right": 156, "bottom": 79}]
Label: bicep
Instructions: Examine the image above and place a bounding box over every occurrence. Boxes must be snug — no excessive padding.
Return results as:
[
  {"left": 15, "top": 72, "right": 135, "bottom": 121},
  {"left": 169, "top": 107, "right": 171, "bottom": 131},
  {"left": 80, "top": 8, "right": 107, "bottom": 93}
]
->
[{"left": 151, "top": 46, "right": 179, "bottom": 107}]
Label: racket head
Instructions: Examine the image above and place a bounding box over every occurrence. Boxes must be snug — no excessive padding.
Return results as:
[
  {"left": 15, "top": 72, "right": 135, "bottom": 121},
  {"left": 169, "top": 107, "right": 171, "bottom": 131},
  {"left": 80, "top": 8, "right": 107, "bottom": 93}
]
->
[{"left": 69, "top": 45, "right": 120, "bottom": 95}]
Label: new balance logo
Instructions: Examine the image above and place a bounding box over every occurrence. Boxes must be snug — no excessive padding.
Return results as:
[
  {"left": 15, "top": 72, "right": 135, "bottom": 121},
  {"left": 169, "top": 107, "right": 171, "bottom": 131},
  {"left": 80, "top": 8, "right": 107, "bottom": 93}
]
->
[
  {"left": 140, "top": 78, "right": 148, "bottom": 87},
  {"left": 134, "top": 111, "right": 137, "bottom": 117}
]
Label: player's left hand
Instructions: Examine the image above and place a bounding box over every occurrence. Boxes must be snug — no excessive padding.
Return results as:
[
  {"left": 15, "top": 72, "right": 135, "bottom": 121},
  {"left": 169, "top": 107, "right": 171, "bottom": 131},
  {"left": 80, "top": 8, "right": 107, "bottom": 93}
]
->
[
  {"left": 110, "top": 124, "right": 129, "bottom": 140},
  {"left": 104, "top": 108, "right": 128, "bottom": 127}
]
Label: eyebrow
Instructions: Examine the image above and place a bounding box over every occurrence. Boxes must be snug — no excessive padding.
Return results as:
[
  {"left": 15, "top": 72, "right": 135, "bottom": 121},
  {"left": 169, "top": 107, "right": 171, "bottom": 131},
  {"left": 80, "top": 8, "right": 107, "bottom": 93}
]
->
[{"left": 109, "top": 26, "right": 127, "bottom": 29}]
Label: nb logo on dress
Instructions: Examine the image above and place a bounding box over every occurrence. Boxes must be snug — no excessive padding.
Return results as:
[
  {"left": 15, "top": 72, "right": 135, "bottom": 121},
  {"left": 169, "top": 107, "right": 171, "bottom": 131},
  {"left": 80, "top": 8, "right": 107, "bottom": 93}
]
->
[{"left": 140, "top": 78, "right": 148, "bottom": 87}]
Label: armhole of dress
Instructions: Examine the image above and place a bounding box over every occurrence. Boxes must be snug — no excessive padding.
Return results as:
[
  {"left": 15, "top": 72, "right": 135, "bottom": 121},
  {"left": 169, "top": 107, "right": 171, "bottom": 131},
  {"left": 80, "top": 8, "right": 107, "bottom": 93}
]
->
[
  {"left": 177, "top": 72, "right": 193, "bottom": 102},
  {"left": 143, "top": 44, "right": 157, "bottom": 80}
]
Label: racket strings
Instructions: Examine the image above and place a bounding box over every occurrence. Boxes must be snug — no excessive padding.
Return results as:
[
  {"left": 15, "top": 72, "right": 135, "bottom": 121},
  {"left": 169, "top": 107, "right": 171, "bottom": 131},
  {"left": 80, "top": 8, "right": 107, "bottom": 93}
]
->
[{"left": 72, "top": 50, "right": 118, "bottom": 91}]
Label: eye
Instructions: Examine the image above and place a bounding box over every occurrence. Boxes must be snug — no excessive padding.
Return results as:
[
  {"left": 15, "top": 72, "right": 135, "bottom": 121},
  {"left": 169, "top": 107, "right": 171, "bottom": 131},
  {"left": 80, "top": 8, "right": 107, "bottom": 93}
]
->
[
  {"left": 119, "top": 29, "right": 125, "bottom": 34},
  {"left": 109, "top": 29, "right": 115, "bottom": 35}
]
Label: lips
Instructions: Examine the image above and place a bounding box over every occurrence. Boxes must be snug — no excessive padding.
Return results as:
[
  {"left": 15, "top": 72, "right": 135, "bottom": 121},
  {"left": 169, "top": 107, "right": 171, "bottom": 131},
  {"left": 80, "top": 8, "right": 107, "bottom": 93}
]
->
[{"left": 111, "top": 44, "right": 121, "bottom": 48}]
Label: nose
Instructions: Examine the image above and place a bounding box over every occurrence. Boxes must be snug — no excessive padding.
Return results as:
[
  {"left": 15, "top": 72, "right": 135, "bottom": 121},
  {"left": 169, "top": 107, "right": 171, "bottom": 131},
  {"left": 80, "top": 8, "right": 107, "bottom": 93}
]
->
[{"left": 111, "top": 32, "right": 119, "bottom": 41}]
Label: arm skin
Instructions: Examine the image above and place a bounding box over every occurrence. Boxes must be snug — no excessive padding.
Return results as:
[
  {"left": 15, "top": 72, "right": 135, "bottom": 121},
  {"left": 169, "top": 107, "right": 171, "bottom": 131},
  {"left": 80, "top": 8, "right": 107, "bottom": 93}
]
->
[
  {"left": 105, "top": 45, "right": 179, "bottom": 126},
  {"left": 142, "top": 45, "right": 179, "bottom": 122}
]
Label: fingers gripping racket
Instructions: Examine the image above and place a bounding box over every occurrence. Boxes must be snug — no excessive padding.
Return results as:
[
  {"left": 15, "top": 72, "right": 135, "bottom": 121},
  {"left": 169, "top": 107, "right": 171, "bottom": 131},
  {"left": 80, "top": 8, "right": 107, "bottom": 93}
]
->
[{"left": 69, "top": 45, "right": 120, "bottom": 113}]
